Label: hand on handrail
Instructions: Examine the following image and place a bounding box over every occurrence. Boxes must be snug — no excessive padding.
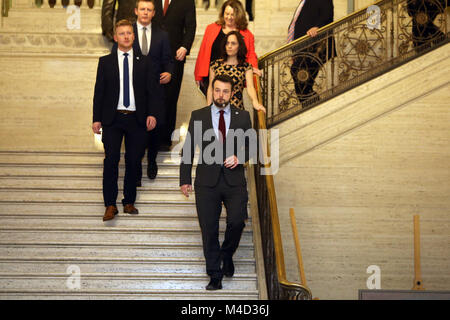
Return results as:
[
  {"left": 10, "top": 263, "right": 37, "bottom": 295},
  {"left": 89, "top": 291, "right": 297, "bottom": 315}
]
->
[
  {"left": 252, "top": 67, "right": 263, "bottom": 77},
  {"left": 253, "top": 101, "right": 266, "bottom": 114}
]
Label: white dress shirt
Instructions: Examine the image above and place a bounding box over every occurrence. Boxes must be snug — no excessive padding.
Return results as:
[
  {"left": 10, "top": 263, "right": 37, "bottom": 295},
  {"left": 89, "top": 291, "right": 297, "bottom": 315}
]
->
[
  {"left": 136, "top": 21, "right": 152, "bottom": 55},
  {"left": 211, "top": 103, "right": 231, "bottom": 140},
  {"left": 117, "top": 48, "right": 136, "bottom": 111},
  {"left": 162, "top": 0, "right": 171, "bottom": 8}
]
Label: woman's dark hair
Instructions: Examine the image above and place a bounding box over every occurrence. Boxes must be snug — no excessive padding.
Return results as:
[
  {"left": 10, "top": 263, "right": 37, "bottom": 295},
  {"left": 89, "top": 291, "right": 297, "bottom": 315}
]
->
[{"left": 220, "top": 31, "right": 247, "bottom": 65}]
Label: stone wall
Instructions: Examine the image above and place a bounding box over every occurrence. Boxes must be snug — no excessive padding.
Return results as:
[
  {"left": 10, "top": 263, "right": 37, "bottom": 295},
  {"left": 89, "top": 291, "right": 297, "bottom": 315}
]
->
[{"left": 273, "top": 44, "right": 450, "bottom": 299}]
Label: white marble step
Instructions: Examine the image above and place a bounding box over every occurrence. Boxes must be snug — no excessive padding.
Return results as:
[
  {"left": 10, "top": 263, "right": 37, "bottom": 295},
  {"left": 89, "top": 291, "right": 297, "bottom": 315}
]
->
[
  {"left": 0, "top": 163, "right": 182, "bottom": 177},
  {"left": 0, "top": 244, "right": 255, "bottom": 261},
  {"left": 0, "top": 289, "right": 259, "bottom": 300},
  {"left": 0, "top": 215, "right": 252, "bottom": 230},
  {"left": 0, "top": 229, "right": 254, "bottom": 245},
  {"left": 0, "top": 151, "right": 179, "bottom": 165},
  {"left": 0, "top": 176, "right": 182, "bottom": 189},
  {"left": 0, "top": 274, "right": 258, "bottom": 291},
  {"left": 0, "top": 188, "right": 196, "bottom": 203},
  {"left": 0, "top": 258, "right": 256, "bottom": 275},
  {"left": 0, "top": 202, "right": 237, "bottom": 217}
]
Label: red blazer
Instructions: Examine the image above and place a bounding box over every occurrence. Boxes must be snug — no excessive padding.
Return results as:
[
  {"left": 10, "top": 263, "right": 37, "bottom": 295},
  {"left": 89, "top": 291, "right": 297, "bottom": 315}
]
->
[{"left": 194, "top": 23, "right": 258, "bottom": 81}]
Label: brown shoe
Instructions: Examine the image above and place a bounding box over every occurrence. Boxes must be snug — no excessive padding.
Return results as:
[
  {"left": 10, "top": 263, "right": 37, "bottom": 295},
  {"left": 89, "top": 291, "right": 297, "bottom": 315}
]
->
[
  {"left": 123, "top": 204, "right": 139, "bottom": 215},
  {"left": 103, "top": 205, "right": 118, "bottom": 221}
]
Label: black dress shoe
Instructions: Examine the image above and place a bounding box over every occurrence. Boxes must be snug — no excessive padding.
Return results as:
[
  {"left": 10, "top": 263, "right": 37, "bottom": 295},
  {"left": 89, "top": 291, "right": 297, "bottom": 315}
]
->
[
  {"left": 223, "top": 257, "right": 235, "bottom": 278},
  {"left": 206, "top": 278, "right": 222, "bottom": 291},
  {"left": 147, "top": 161, "right": 158, "bottom": 180}
]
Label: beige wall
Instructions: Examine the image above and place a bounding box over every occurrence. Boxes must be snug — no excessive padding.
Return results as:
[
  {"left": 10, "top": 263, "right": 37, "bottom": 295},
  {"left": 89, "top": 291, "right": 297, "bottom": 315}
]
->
[
  {"left": 355, "top": 0, "right": 377, "bottom": 11},
  {"left": 273, "top": 44, "right": 450, "bottom": 299}
]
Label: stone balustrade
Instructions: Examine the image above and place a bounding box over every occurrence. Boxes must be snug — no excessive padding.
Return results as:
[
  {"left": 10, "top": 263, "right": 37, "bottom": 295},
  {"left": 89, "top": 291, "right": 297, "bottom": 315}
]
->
[{"left": 12, "top": 0, "right": 225, "bottom": 10}]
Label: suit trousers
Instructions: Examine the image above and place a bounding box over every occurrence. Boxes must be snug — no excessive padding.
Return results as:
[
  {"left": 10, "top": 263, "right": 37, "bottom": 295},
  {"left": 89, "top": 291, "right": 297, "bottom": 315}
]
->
[
  {"left": 136, "top": 126, "right": 160, "bottom": 181},
  {"left": 194, "top": 169, "right": 248, "bottom": 279},
  {"left": 102, "top": 112, "right": 148, "bottom": 207},
  {"left": 290, "top": 55, "right": 321, "bottom": 103},
  {"left": 160, "top": 60, "right": 185, "bottom": 146}
]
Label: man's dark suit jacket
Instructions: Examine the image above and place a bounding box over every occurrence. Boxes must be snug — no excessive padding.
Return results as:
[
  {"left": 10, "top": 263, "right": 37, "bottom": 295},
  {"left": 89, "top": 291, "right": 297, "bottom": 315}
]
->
[
  {"left": 112, "top": 23, "right": 174, "bottom": 76},
  {"left": 153, "top": 0, "right": 197, "bottom": 59},
  {"left": 294, "top": 0, "right": 334, "bottom": 40},
  {"left": 92, "top": 50, "right": 164, "bottom": 127},
  {"left": 180, "top": 105, "right": 252, "bottom": 188}
]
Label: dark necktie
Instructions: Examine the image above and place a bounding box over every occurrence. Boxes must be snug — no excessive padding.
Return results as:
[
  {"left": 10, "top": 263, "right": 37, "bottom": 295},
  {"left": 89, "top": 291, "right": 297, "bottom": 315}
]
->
[
  {"left": 219, "top": 110, "right": 226, "bottom": 143},
  {"left": 123, "top": 53, "right": 130, "bottom": 108},
  {"left": 163, "top": 0, "right": 169, "bottom": 16}
]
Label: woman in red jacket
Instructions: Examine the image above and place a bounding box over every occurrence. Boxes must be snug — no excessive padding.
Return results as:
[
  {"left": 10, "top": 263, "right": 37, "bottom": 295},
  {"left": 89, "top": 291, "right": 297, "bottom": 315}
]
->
[{"left": 194, "top": 0, "right": 261, "bottom": 96}]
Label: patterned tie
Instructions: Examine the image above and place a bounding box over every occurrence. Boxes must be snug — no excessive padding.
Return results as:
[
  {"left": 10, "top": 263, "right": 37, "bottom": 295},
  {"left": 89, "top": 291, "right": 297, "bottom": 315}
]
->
[
  {"left": 141, "top": 27, "right": 148, "bottom": 56},
  {"left": 163, "top": 0, "right": 169, "bottom": 16},
  {"left": 123, "top": 53, "right": 130, "bottom": 107},
  {"left": 287, "top": 0, "right": 305, "bottom": 43},
  {"left": 219, "top": 110, "right": 226, "bottom": 143}
]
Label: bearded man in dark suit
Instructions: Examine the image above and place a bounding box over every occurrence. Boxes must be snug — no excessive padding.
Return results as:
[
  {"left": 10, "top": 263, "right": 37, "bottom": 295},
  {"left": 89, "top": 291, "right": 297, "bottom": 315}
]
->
[{"left": 180, "top": 75, "right": 253, "bottom": 291}]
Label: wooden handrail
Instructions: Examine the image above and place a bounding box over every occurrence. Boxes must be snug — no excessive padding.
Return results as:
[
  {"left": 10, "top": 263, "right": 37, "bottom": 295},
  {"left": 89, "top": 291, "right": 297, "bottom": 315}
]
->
[
  {"left": 253, "top": 75, "right": 312, "bottom": 299},
  {"left": 413, "top": 215, "right": 425, "bottom": 290},
  {"left": 290, "top": 208, "right": 308, "bottom": 287}
]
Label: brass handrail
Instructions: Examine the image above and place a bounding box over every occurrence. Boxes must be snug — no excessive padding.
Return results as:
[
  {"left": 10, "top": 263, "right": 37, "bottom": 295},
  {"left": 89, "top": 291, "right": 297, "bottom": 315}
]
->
[
  {"left": 258, "top": 0, "right": 386, "bottom": 62},
  {"left": 253, "top": 75, "right": 312, "bottom": 300},
  {"left": 258, "top": 0, "right": 449, "bottom": 127}
]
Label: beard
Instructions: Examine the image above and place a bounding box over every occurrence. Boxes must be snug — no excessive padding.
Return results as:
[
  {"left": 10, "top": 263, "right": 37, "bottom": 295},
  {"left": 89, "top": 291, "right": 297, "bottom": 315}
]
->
[{"left": 213, "top": 97, "right": 230, "bottom": 109}]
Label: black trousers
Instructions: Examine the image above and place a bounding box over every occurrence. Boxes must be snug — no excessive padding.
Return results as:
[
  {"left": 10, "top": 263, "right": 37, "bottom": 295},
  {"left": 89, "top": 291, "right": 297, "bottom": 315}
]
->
[
  {"left": 290, "top": 56, "right": 321, "bottom": 103},
  {"left": 160, "top": 60, "right": 185, "bottom": 146},
  {"left": 136, "top": 126, "right": 160, "bottom": 181},
  {"left": 102, "top": 112, "right": 148, "bottom": 207},
  {"left": 290, "top": 37, "right": 336, "bottom": 104},
  {"left": 194, "top": 171, "right": 248, "bottom": 280}
]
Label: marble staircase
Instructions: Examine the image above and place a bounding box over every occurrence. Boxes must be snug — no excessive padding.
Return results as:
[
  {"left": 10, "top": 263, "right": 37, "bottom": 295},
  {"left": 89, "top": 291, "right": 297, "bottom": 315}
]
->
[{"left": 0, "top": 151, "right": 260, "bottom": 299}]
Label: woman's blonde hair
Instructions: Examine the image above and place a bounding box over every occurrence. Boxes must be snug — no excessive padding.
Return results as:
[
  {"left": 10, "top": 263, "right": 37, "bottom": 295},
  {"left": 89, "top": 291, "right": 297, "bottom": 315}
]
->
[{"left": 216, "top": 0, "right": 248, "bottom": 31}]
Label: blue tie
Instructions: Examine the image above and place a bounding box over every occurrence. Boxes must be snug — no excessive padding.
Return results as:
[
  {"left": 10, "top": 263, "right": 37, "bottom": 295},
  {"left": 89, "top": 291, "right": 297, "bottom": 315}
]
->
[{"left": 123, "top": 52, "right": 130, "bottom": 108}]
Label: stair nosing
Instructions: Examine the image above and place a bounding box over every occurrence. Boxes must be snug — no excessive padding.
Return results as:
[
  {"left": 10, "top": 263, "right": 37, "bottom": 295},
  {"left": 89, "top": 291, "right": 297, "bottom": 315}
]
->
[
  {"left": 0, "top": 242, "right": 254, "bottom": 249},
  {"left": 0, "top": 289, "right": 259, "bottom": 296},
  {"left": 0, "top": 273, "right": 257, "bottom": 280},
  {"left": 0, "top": 227, "right": 253, "bottom": 234}
]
